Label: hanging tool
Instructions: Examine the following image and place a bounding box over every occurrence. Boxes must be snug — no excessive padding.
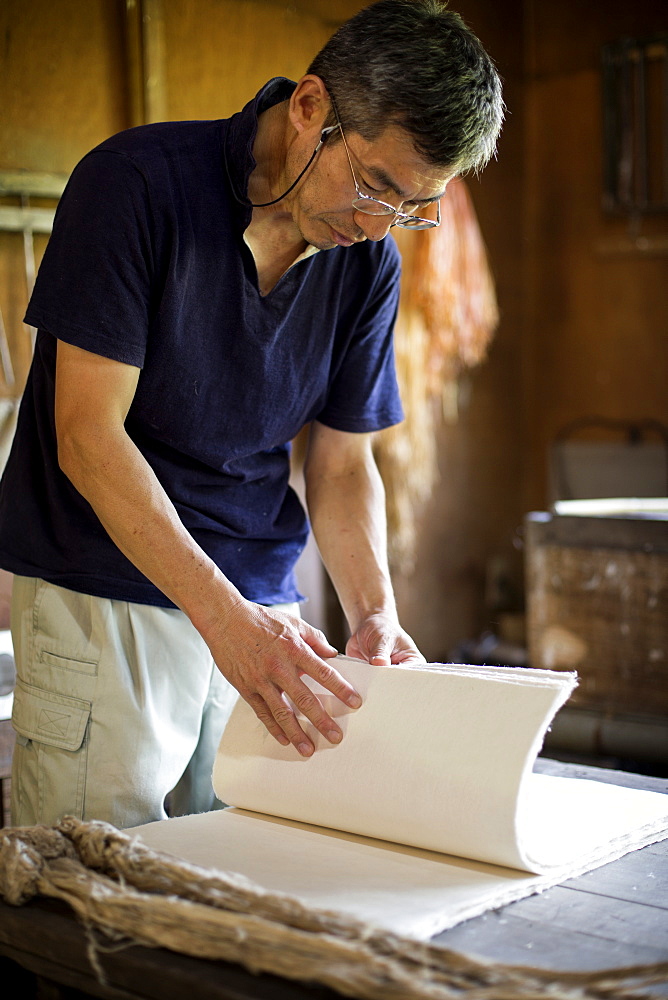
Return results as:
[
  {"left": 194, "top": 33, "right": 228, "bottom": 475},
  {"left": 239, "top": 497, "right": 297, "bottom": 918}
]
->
[
  {"left": 0, "top": 306, "right": 15, "bottom": 388},
  {"left": 0, "top": 171, "right": 66, "bottom": 370},
  {"left": 21, "top": 195, "right": 37, "bottom": 349}
]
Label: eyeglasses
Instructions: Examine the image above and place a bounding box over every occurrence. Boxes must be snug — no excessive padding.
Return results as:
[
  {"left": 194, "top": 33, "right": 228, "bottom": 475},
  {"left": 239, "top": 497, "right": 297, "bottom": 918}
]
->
[
  {"left": 250, "top": 109, "right": 441, "bottom": 229},
  {"left": 323, "top": 120, "right": 441, "bottom": 231}
]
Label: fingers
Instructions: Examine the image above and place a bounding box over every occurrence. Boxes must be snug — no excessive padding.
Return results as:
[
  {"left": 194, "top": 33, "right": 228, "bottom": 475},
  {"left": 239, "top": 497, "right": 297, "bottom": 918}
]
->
[
  {"left": 346, "top": 614, "right": 425, "bottom": 667},
  {"left": 391, "top": 648, "right": 426, "bottom": 665},
  {"left": 244, "top": 680, "right": 335, "bottom": 757},
  {"left": 345, "top": 630, "right": 391, "bottom": 664},
  {"left": 368, "top": 638, "right": 392, "bottom": 666},
  {"left": 347, "top": 625, "right": 392, "bottom": 666},
  {"left": 247, "top": 693, "right": 291, "bottom": 747},
  {"left": 259, "top": 651, "right": 362, "bottom": 756},
  {"left": 297, "top": 619, "right": 339, "bottom": 660},
  {"left": 249, "top": 686, "right": 325, "bottom": 757},
  {"left": 303, "top": 654, "right": 363, "bottom": 710},
  {"left": 217, "top": 607, "right": 363, "bottom": 756},
  {"left": 370, "top": 637, "right": 426, "bottom": 666}
]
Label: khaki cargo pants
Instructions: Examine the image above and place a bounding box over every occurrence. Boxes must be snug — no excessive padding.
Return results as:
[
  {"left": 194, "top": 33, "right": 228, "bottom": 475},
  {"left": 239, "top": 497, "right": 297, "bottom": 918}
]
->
[{"left": 10, "top": 576, "right": 298, "bottom": 829}]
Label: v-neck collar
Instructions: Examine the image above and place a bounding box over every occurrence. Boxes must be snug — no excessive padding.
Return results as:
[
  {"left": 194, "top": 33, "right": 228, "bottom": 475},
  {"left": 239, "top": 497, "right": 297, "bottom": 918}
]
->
[{"left": 222, "top": 77, "right": 297, "bottom": 231}]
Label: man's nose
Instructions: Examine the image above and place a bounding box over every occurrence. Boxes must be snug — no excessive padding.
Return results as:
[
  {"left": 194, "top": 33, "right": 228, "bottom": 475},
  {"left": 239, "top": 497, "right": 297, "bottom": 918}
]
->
[{"left": 354, "top": 210, "right": 395, "bottom": 242}]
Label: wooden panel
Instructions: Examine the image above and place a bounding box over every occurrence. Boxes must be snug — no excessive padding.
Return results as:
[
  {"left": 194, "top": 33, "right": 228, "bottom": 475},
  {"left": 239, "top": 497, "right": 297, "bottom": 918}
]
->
[
  {"left": 560, "top": 840, "right": 668, "bottom": 907},
  {"left": 506, "top": 884, "right": 668, "bottom": 949},
  {"left": 525, "top": 513, "right": 668, "bottom": 716},
  {"left": 260, "top": 0, "right": 366, "bottom": 26},
  {"left": 0, "top": 0, "right": 129, "bottom": 397},
  {"left": 0, "top": 0, "right": 128, "bottom": 172},
  {"left": 162, "top": 0, "right": 335, "bottom": 123},
  {"left": 527, "top": 0, "right": 668, "bottom": 78},
  {"left": 438, "top": 901, "right": 668, "bottom": 971}
]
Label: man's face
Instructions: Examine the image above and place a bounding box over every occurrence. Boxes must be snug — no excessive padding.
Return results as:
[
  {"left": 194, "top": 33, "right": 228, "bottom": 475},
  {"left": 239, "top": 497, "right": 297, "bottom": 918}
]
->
[{"left": 288, "top": 124, "right": 454, "bottom": 251}]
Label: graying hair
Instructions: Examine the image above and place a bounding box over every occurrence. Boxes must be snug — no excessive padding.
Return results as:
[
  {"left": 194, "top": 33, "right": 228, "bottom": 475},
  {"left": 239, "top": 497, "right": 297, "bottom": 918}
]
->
[{"left": 307, "top": 0, "right": 504, "bottom": 174}]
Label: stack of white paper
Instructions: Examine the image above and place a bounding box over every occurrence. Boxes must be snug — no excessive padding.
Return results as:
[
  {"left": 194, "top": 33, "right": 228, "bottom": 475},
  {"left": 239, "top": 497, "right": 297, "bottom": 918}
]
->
[{"left": 132, "top": 657, "right": 668, "bottom": 939}]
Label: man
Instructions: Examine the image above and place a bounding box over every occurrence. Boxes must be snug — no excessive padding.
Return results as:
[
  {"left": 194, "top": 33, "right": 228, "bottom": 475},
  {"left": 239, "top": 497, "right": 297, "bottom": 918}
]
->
[{"left": 0, "top": 0, "right": 503, "bottom": 828}]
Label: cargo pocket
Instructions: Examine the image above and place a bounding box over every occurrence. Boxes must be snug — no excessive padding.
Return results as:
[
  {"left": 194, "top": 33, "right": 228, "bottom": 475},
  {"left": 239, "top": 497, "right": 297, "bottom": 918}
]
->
[{"left": 11, "top": 679, "right": 91, "bottom": 825}]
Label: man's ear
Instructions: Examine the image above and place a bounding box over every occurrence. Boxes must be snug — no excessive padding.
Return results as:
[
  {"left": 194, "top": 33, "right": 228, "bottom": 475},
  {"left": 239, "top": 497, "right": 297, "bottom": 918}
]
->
[{"left": 289, "top": 75, "right": 330, "bottom": 136}]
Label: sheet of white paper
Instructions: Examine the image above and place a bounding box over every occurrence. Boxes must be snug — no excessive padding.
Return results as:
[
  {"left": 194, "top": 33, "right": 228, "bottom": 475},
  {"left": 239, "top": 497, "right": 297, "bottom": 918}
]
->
[{"left": 130, "top": 659, "right": 668, "bottom": 939}]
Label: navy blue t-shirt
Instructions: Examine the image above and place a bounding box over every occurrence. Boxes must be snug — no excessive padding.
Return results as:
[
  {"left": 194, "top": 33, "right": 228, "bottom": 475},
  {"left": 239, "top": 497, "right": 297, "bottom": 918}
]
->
[{"left": 0, "top": 78, "right": 404, "bottom": 607}]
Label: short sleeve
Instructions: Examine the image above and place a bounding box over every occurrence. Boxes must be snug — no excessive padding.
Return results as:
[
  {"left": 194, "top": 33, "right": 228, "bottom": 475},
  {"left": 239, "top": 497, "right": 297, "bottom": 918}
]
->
[
  {"left": 25, "top": 149, "right": 154, "bottom": 367},
  {"left": 315, "top": 238, "right": 404, "bottom": 433}
]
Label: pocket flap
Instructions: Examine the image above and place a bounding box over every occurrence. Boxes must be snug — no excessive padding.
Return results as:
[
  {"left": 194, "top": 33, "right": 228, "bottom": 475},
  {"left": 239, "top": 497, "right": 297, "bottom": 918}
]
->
[{"left": 12, "top": 680, "right": 90, "bottom": 751}]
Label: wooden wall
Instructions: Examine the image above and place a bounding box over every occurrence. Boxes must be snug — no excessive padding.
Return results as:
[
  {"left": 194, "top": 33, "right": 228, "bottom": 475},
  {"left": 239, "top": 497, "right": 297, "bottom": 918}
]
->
[
  {"left": 1, "top": 0, "right": 666, "bottom": 661},
  {"left": 0, "top": 0, "right": 126, "bottom": 389},
  {"left": 521, "top": 0, "right": 668, "bottom": 512}
]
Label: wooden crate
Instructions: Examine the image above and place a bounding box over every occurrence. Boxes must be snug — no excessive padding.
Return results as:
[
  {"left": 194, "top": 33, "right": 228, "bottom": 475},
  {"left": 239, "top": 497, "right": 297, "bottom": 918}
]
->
[{"left": 525, "top": 511, "right": 668, "bottom": 718}]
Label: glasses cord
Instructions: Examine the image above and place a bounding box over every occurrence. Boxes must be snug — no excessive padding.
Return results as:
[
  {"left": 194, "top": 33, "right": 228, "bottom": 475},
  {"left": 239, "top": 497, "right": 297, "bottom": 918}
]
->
[{"left": 249, "top": 125, "right": 338, "bottom": 208}]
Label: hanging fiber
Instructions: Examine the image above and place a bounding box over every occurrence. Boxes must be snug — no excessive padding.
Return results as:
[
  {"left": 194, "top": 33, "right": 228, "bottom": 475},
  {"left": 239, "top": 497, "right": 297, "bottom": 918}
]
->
[{"left": 376, "top": 179, "right": 499, "bottom": 573}]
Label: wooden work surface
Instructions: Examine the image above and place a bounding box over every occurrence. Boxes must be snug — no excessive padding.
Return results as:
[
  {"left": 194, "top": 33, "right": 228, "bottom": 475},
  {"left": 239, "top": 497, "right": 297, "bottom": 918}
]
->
[{"left": 0, "top": 759, "right": 666, "bottom": 1000}]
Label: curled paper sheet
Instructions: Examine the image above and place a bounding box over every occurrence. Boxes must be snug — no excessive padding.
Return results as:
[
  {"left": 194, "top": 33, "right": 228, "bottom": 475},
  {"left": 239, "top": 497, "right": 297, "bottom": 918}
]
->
[
  {"left": 214, "top": 658, "right": 578, "bottom": 872},
  {"left": 132, "top": 658, "right": 668, "bottom": 939}
]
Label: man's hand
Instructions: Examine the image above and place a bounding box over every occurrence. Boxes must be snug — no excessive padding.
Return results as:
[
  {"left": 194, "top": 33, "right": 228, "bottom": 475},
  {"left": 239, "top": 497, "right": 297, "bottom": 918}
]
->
[
  {"left": 206, "top": 601, "right": 362, "bottom": 756},
  {"left": 346, "top": 611, "right": 425, "bottom": 667}
]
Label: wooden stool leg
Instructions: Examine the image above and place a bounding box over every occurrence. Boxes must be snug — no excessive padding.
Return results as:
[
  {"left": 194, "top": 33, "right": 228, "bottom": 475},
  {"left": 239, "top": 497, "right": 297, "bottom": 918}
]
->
[{"left": 0, "top": 718, "right": 16, "bottom": 828}]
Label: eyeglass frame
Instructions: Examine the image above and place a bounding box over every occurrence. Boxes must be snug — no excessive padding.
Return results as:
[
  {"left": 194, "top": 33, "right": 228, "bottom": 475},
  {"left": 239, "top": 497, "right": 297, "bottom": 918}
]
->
[{"left": 321, "top": 116, "right": 442, "bottom": 230}]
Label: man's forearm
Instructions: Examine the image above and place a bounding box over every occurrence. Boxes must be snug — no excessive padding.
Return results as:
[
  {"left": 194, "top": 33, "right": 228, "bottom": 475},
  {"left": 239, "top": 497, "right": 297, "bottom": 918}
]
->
[
  {"left": 57, "top": 417, "right": 243, "bottom": 635},
  {"left": 304, "top": 423, "right": 396, "bottom": 634},
  {"left": 304, "top": 422, "right": 423, "bottom": 666},
  {"left": 305, "top": 434, "right": 398, "bottom": 635}
]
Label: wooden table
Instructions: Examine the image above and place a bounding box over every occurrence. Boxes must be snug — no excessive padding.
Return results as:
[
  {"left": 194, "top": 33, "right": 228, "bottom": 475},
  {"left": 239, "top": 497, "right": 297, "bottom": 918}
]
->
[{"left": 0, "top": 759, "right": 666, "bottom": 1000}]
